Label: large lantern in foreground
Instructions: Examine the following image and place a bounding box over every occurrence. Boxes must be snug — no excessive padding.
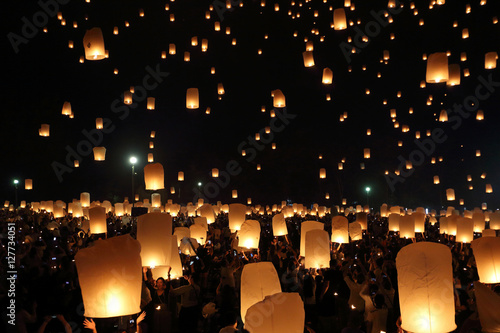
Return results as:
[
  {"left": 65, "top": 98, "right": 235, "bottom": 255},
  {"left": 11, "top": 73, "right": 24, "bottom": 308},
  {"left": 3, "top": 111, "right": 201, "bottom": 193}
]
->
[
  {"left": 396, "top": 242, "right": 456, "bottom": 333},
  {"left": 245, "top": 292, "right": 305, "bottom": 333},
  {"left": 75, "top": 235, "right": 142, "bottom": 318},
  {"left": 471, "top": 237, "right": 500, "bottom": 284},
  {"left": 240, "top": 262, "right": 281, "bottom": 324},
  {"left": 83, "top": 27, "right": 106, "bottom": 60},
  {"left": 144, "top": 163, "right": 164, "bottom": 190}
]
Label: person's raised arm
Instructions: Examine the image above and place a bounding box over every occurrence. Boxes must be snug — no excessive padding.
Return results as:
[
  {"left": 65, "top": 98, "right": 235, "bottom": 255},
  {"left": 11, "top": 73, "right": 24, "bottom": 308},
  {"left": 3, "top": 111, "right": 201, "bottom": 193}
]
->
[{"left": 136, "top": 311, "right": 146, "bottom": 333}]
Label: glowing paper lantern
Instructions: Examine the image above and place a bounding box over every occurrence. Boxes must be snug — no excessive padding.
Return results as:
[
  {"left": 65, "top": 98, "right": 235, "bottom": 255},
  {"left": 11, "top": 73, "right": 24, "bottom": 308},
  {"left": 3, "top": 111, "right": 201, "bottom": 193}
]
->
[
  {"left": 245, "top": 292, "right": 305, "bottom": 333},
  {"left": 39, "top": 124, "right": 50, "bottom": 137},
  {"left": 151, "top": 193, "right": 161, "bottom": 208},
  {"left": 471, "top": 237, "right": 500, "bottom": 284},
  {"left": 173, "top": 227, "right": 190, "bottom": 246},
  {"left": 89, "top": 206, "right": 107, "bottom": 234},
  {"left": 178, "top": 171, "right": 184, "bottom": 181},
  {"left": 144, "top": 163, "right": 164, "bottom": 190},
  {"left": 273, "top": 89, "right": 286, "bottom": 107},
  {"left": 456, "top": 217, "right": 474, "bottom": 243},
  {"left": 83, "top": 27, "right": 105, "bottom": 60},
  {"left": 319, "top": 168, "right": 326, "bottom": 179},
  {"left": 147, "top": 97, "right": 155, "bottom": 110},
  {"left": 396, "top": 242, "right": 456, "bottom": 333},
  {"left": 446, "top": 64, "right": 461, "bottom": 86},
  {"left": 472, "top": 212, "right": 485, "bottom": 233},
  {"left": 304, "top": 229, "right": 330, "bottom": 269},
  {"left": 198, "top": 204, "right": 216, "bottom": 224},
  {"left": 62, "top": 101, "right": 71, "bottom": 115},
  {"left": 363, "top": 148, "right": 370, "bottom": 159},
  {"left": 300, "top": 221, "right": 324, "bottom": 257},
  {"left": 272, "top": 213, "right": 287, "bottom": 236},
  {"left": 25, "top": 179, "right": 33, "bottom": 190},
  {"left": 413, "top": 212, "right": 425, "bottom": 233},
  {"left": 93, "top": 147, "right": 106, "bottom": 161},
  {"left": 399, "top": 215, "right": 415, "bottom": 239},
  {"left": 331, "top": 216, "right": 349, "bottom": 243},
  {"left": 355, "top": 212, "right": 367, "bottom": 230},
  {"left": 190, "top": 224, "right": 207, "bottom": 245},
  {"left": 302, "top": 51, "right": 315, "bottom": 67},
  {"left": 446, "top": 188, "right": 455, "bottom": 201},
  {"left": 75, "top": 235, "right": 142, "bottom": 317},
  {"left": 489, "top": 212, "right": 500, "bottom": 230},
  {"left": 240, "top": 262, "right": 281, "bottom": 323},
  {"left": 473, "top": 281, "right": 500, "bottom": 332},
  {"left": 349, "top": 222, "right": 362, "bottom": 241},
  {"left": 229, "top": 203, "right": 247, "bottom": 231},
  {"left": 426, "top": 52, "right": 449, "bottom": 83},
  {"left": 439, "top": 110, "right": 448, "bottom": 122},
  {"left": 389, "top": 213, "right": 400, "bottom": 232},
  {"left": 80, "top": 192, "right": 90, "bottom": 208},
  {"left": 238, "top": 220, "right": 261, "bottom": 249},
  {"left": 485, "top": 51, "right": 498, "bottom": 69},
  {"left": 212, "top": 168, "right": 219, "bottom": 177},
  {"left": 186, "top": 88, "right": 199, "bottom": 109},
  {"left": 333, "top": 8, "right": 347, "bottom": 30},
  {"left": 137, "top": 213, "right": 172, "bottom": 267},
  {"left": 322, "top": 67, "right": 333, "bottom": 84}
]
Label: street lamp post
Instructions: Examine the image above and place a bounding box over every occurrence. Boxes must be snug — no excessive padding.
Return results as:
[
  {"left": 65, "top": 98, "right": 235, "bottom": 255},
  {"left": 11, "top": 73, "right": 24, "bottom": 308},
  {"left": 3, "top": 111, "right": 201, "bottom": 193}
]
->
[
  {"left": 13, "top": 179, "right": 19, "bottom": 208},
  {"left": 129, "top": 157, "right": 137, "bottom": 206},
  {"left": 365, "top": 186, "right": 371, "bottom": 208}
]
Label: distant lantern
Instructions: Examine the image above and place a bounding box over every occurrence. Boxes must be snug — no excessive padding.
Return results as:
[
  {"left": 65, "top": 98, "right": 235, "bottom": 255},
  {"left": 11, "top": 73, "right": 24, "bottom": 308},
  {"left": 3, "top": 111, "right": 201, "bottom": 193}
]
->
[
  {"left": 124, "top": 91, "right": 132, "bottom": 104},
  {"left": 331, "top": 216, "right": 349, "bottom": 243},
  {"left": 240, "top": 262, "right": 281, "bottom": 324},
  {"left": 322, "top": 68, "right": 333, "bottom": 84},
  {"left": 93, "top": 147, "right": 106, "bottom": 161},
  {"left": 75, "top": 235, "right": 142, "bottom": 318},
  {"left": 147, "top": 97, "right": 155, "bottom": 110},
  {"left": 477, "top": 110, "right": 485, "bottom": 120},
  {"left": 169, "top": 43, "right": 176, "bottom": 54},
  {"left": 25, "top": 179, "right": 33, "bottom": 190},
  {"left": 191, "top": 36, "right": 198, "bottom": 46},
  {"left": 302, "top": 51, "right": 315, "bottom": 67},
  {"left": 212, "top": 168, "right": 219, "bottom": 177},
  {"left": 39, "top": 124, "right": 50, "bottom": 137},
  {"left": 238, "top": 220, "right": 261, "bottom": 249},
  {"left": 447, "top": 64, "right": 461, "bottom": 86},
  {"left": 462, "top": 28, "right": 469, "bottom": 38},
  {"left": 273, "top": 89, "right": 286, "bottom": 107},
  {"left": 319, "top": 168, "right": 326, "bottom": 179},
  {"left": 471, "top": 237, "right": 500, "bottom": 283},
  {"left": 217, "top": 83, "right": 225, "bottom": 95},
  {"left": 214, "top": 21, "right": 221, "bottom": 31},
  {"left": 186, "top": 88, "right": 199, "bottom": 109},
  {"left": 446, "top": 188, "right": 455, "bottom": 201},
  {"left": 89, "top": 206, "right": 107, "bottom": 234},
  {"left": 486, "top": 184, "right": 493, "bottom": 193},
  {"left": 426, "top": 52, "right": 449, "bottom": 83},
  {"left": 151, "top": 193, "right": 161, "bottom": 208},
  {"left": 62, "top": 101, "right": 72, "bottom": 115},
  {"left": 396, "top": 242, "right": 456, "bottom": 333},
  {"left": 272, "top": 213, "right": 287, "bottom": 236},
  {"left": 485, "top": 51, "right": 498, "bottom": 69},
  {"left": 400, "top": 215, "right": 415, "bottom": 238},
  {"left": 96, "top": 118, "right": 103, "bottom": 129},
  {"left": 305, "top": 229, "right": 330, "bottom": 269},
  {"left": 232, "top": 190, "right": 238, "bottom": 198},
  {"left": 184, "top": 52, "right": 190, "bottom": 62},
  {"left": 177, "top": 171, "right": 184, "bottom": 181},
  {"left": 389, "top": 213, "right": 400, "bottom": 232},
  {"left": 364, "top": 148, "right": 370, "bottom": 159},
  {"left": 201, "top": 39, "right": 208, "bottom": 51},
  {"left": 148, "top": 153, "right": 153, "bottom": 163},
  {"left": 433, "top": 175, "right": 440, "bottom": 184},
  {"left": 229, "top": 203, "right": 247, "bottom": 231},
  {"left": 144, "top": 163, "right": 164, "bottom": 190},
  {"left": 333, "top": 8, "right": 347, "bottom": 30},
  {"left": 439, "top": 109, "right": 448, "bottom": 122},
  {"left": 83, "top": 27, "right": 105, "bottom": 60}
]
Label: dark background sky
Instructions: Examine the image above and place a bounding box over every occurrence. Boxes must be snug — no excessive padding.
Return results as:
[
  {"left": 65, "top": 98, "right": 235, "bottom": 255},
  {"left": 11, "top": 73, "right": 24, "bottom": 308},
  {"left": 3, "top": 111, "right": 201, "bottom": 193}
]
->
[{"left": 2, "top": 0, "right": 500, "bottom": 210}]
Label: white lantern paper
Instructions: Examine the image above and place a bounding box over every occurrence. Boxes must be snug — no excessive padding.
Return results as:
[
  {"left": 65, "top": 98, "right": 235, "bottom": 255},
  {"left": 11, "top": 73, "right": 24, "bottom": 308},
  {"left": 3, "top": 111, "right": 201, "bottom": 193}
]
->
[
  {"left": 238, "top": 220, "right": 261, "bottom": 249},
  {"left": 304, "top": 229, "right": 330, "bottom": 269},
  {"left": 240, "top": 262, "right": 281, "bottom": 324},
  {"left": 190, "top": 223, "right": 207, "bottom": 245},
  {"left": 355, "top": 212, "right": 367, "bottom": 230},
  {"left": 198, "top": 204, "right": 216, "bottom": 224},
  {"left": 456, "top": 217, "right": 474, "bottom": 243},
  {"left": 89, "top": 206, "right": 107, "bottom": 234},
  {"left": 473, "top": 281, "right": 500, "bottom": 332},
  {"left": 83, "top": 27, "right": 106, "bottom": 60},
  {"left": 489, "top": 211, "right": 500, "bottom": 230},
  {"left": 396, "top": 242, "right": 456, "bottom": 333},
  {"left": 137, "top": 213, "right": 172, "bottom": 267},
  {"left": 75, "top": 235, "right": 142, "bottom": 318},
  {"left": 300, "top": 221, "right": 324, "bottom": 257},
  {"left": 144, "top": 163, "right": 165, "bottom": 190},
  {"left": 472, "top": 212, "right": 485, "bottom": 233},
  {"left": 471, "top": 237, "right": 500, "bottom": 284},
  {"left": 331, "top": 216, "right": 349, "bottom": 243},
  {"left": 173, "top": 227, "right": 190, "bottom": 246},
  {"left": 389, "top": 213, "right": 400, "bottom": 232},
  {"left": 399, "top": 215, "right": 415, "bottom": 239},
  {"left": 272, "top": 213, "right": 288, "bottom": 236},
  {"left": 229, "top": 203, "right": 247, "bottom": 231},
  {"left": 349, "top": 222, "right": 362, "bottom": 241},
  {"left": 413, "top": 212, "right": 425, "bottom": 233}
]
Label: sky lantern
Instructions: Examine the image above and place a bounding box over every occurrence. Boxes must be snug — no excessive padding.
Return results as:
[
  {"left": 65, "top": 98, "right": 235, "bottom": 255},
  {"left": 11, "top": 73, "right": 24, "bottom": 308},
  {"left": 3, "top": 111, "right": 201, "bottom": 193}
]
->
[
  {"left": 186, "top": 88, "right": 199, "bottom": 109},
  {"left": 472, "top": 211, "right": 485, "bottom": 233},
  {"left": 364, "top": 148, "right": 370, "bottom": 159},
  {"left": 300, "top": 221, "right": 324, "bottom": 257},
  {"left": 302, "top": 51, "right": 315, "bottom": 67},
  {"left": 151, "top": 193, "right": 161, "bottom": 208},
  {"left": 413, "top": 212, "right": 425, "bottom": 233},
  {"left": 89, "top": 206, "right": 107, "bottom": 234},
  {"left": 447, "top": 215, "right": 458, "bottom": 236},
  {"left": 232, "top": 189, "right": 238, "bottom": 198},
  {"left": 356, "top": 212, "right": 368, "bottom": 230},
  {"left": 173, "top": 227, "right": 190, "bottom": 246},
  {"left": 349, "top": 222, "right": 362, "bottom": 241},
  {"left": 485, "top": 51, "right": 498, "bottom": 69},
  {"left": 400, "top": 215, "right": 415, "bottom": 239},
  {"left": 212, "top": 168, "right": 219, "bottom": 177},
  {"left": 83, "top": 27, "right": 105, "bottom": 60},
  {"left": 322, "top": 67, "right": 333, "bottom": 84},
  {"left": 178, "top": 171, "right": 184, "bottom": 181},
  {"left": 75, "top": 235, "right": 142, "bottom": 318},
  {"left": 489, "top": 212, "right": 500, "bottom": 230},
  {"left": 124, "top": 91, "right": 132, "bottom": 104},
  {"left": 169, "top": 43, "right": 176, "bottom": 54},
  {"left": 144, "top": 163, "right": 165, "bottom": 190},
  {"left": 433, "top": 175, "right": 440, "bottom": 184},
  {"left": 137, "top": 212, "right": 172, "bottom": 267},
  {"left": 473, "top": 281, "right": 500, "bottom": 332},
  {"left": 93, "top": 147, "right": 106, "bottom": 161},
  {"left": 80, "top": 192, "right": 90, "bottom": 208},
  {"left": 114, "top": 203, "right": 124, "bottom": 216},
  {"left": 244, "top": 292, "right": 304, "bottom": 333},
  {"left": 272, "top": 213, "right": 287, "bottom": 236},
  {"left": 456, "top": 217, "right": 474, "bottom": 243},
  {"left": 472, "top": 237, "right": 500, "bottom": 283},
  {"left": 238, "top": 220, "right": 261, "bottom": 249},
  {"left": 331, "top": 216, "right": 349, "bottom": 243},
  {"left": 396, "top": 242, "right": 456, "bottom": 333},
  {"left": 147, "top": 97, "right": 155, "bottom": 110},
  {"left": 39, "top": 124, "right": 50, "bottom": 137},
  {"left": 446, "top": 64, "right": 461, "bottom": 86},
  {"left": 446, "top": 188, "right": 455, "bottom": 201},
  {"left": 333, "top": 8, "right": 347, "bottom": 30},
  {"left": 486, "top": 184, "right": 493, "bottom": 193},
  {"left": 190, "top": 224, "right": 207, "bottom": 245},
  {"left": 273, "top": 89, "right": 286, "bottom": 107},
  {"left": 229, "top": 203, "right": 247, "bottom": 231},
  {"left": 319, "top": 168, "right": 326, "bottom": 179},
  {"left": 240, "top": 262, "right": 281, "bottom": 324},
  {"left": 148, "top": 153, "right": 154, "bottom": 162},
  {"left": 96, "top": 118, "right": 103, "bottom": 129},
  {"left": 426, "top": 52, "right": 449, "bottom": 83},
  {"left": 389, "top": 213, "right": 400, "bottom": 232},
  {"left": 62, "top": 101, "right": 71, "bottom": 115},
  {"left": 25, "top": 179, "right": 33, "bottom": 190},
  {"left": 217, "top": 83, "right": 225, "bottom": 95},
  {"left": 439, "top": 110, "right": 448, "bottom": 122}
]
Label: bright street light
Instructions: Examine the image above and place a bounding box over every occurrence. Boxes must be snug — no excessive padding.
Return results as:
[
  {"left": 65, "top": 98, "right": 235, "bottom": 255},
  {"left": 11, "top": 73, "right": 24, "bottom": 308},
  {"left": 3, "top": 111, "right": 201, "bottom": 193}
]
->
[
  {"left": 129, "top": 156, "right": 137, "bottom": 165},
  {"left": 13, "top": 179, "right": 19, "bottom": 185},
  {"left": 365, "top": 187, "right": 371, "bottom": 193}
]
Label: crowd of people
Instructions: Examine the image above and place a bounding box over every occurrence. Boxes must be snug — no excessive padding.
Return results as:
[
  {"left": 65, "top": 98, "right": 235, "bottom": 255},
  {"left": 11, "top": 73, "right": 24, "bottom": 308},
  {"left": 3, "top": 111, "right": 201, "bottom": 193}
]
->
[{"left": 0, "top": 204, "right": 498, "bottom": 333}]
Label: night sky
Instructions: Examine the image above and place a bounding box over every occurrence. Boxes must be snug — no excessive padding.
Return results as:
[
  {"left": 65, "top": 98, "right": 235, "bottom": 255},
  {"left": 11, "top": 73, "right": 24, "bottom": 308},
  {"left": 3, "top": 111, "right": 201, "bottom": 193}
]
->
[{"left": 2, "top": 0, "right": 500, "bottom": 210}]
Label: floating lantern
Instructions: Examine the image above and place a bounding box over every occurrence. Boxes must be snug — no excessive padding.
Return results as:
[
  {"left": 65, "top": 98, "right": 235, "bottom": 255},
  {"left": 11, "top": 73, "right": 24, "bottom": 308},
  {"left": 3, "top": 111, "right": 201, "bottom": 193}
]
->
[
  {"left": 25, "top": 179, "right": 33, "bottom": 190},
  {"left": 446, "top": 188, "right": 455, "bottom": 201},
  {"left": 93, "top": 147, "right": 106, "bottom": 161},
  {"left": 96, "top": 118, "right": 103, "bottom": 129},
  {"left": 137, "top": 213, "right": 172, "bottom": 267},
  {"left": 426, "top": 52, "right": 449, "bottom": 83},
  {"left": 186, "top": 88, "right": 199, "bottom": 109},
  {"left": 190, "top": 224, "right": 207, "bottom": 245},
  {"left": 273, "top": 89, "right": 286, "bottom": 107},
  {"left": 39, "top": 124, "right": 50, "bottom": 137},
  {"left": 396, "top": 242, "right": 456, "bottom": 333},
  {"left": 319, "top": 168, "right": 326, "bottom": 179},
  {"left": 147, "top": 97, "right": 155, "bottom": 110},
  {"left": 62, "top": 101, "right": 71, "bottom": 115},
  {"left": 178, "top": 171, "right": 184, "bottom": 181},
  {"left": 212, "top": 168, "right": 219, "bottom": 177},
  {"left": 333, "top": 8, "right": 347, "bottom": 30},
  {"left": 456, "top": 217, "right": 474, "bottom": 243},
  {"left": 89, "top": 206, "right": 107, "bottom": 234},
  {"left": 304, "top": 230, "right": 330, "bottom": 269},
  {"left": 272, "top": 213, "right": 287, "bottom": 236},
  {"left": 349, "top": 222, "right": 362, "bottom": 241},
  {"left": 83, "top": 27, "right": 105, "bottom": 60},
  {"left": 229, "top": 203, "right": 247, "bottom": 231},
  {"left": 400, "top": 215, "right": 415, "bottom": 238},
  {"left": 302, "top": 51, "right": 315, "bottom": 67},
  {"left": 144, "top": 163, "right": 164, "bottom": 190},
  {"left": 75, "top": 235, "right": 142, "bottom": 318},
  {"left": 447, "top": 64, "right": 461, "bottom": 86},
  {"left": 238, "top": 220, "right": 261, "bottom": 249},
  {"left": 485, "top": 52, "right": 498, "bottom": 69},
  {"left": 331, "top": 216, "right": 349, "bottom": 243},
  {"left": 471, "top": 237, "right": 500, "bottom": 283}
]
